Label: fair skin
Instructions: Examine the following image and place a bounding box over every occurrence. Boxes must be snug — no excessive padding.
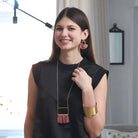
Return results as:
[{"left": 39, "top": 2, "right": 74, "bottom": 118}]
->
[
  {"left": 24, "top": 16, "right": 108, "bottom": 138},
  {"left": 24, "top": 68, "right": 38, "bottom": 138},
  {"left": 55, "top": 17, "right": 88, "bottom": 64}
]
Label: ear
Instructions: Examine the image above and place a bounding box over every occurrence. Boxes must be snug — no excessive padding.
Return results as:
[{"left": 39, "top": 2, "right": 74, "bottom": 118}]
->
[{"left": 82, "top": 29, "right": 89, "bottom": 40}]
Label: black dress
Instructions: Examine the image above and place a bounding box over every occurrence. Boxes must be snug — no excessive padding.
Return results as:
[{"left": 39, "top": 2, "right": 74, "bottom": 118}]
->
[{"left": 32, "top": 57, "right": 108, "bottom": 138}]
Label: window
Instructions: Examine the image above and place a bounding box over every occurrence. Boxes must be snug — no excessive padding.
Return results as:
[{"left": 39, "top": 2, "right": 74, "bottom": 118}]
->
[{"left": 0, "top": 0, "right": 56, "bottom": 129}]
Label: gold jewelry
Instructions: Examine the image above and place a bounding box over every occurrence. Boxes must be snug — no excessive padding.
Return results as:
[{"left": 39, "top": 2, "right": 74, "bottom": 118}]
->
[
  {"left": 74, "top": 68, "right": 79, "bottom": 73},
  {"left": 83, "top": 103, "right": 98, "bottom": 118},
  {"left": 57, "top": 61, "right": 81, "bottom": 124}
]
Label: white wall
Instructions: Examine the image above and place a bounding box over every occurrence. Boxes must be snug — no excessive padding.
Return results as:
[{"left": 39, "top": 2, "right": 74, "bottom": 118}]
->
[
  {"left": 133, "top": 6, "right": 138, "bottom": 125},
  {"left": 109, "top": 0, "right": 138, "bottom": 125}
]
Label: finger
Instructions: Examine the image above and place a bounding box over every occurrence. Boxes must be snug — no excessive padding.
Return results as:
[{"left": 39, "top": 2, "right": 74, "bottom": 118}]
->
[
  {"left": 74, "top": 68, "right": 80, "bottom": 73},
  {"left": 77, "top": 67, "right": 84, "bottom": 72},
  {"left": 72, "top": 71, "right": 78, "bottom": 77},
  {"left": 72, "top": 76, "right": 76, "bottom": 82}
]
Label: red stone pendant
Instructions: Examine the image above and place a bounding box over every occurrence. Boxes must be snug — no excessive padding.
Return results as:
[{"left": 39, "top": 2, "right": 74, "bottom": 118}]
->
[{"left": 57, "top": 114, "right": 70, "bottom": 124}]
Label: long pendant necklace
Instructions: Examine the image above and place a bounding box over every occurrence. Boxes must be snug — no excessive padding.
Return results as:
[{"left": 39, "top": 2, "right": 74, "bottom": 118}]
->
[{"left": 57, "top": 60, "right": 80, "bottom": 124}]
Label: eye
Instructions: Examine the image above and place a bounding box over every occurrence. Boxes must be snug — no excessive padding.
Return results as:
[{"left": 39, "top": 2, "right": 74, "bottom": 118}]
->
[
  {"left": 68, "top": 27, "right": 75, "bottom": 31},
  {"left": 55, "top": 27, "right": 63, "bottom": 31}
]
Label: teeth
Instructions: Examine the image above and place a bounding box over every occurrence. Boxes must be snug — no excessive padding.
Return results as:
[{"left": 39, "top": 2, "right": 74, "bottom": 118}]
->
[{"left": 61, "top": 40, "right": 69, "bottom": 42}]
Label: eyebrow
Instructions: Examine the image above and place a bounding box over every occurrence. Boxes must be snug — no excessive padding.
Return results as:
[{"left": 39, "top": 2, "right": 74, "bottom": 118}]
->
[{"left": 56, "top": 25, "right": 78, "bottom": 28}]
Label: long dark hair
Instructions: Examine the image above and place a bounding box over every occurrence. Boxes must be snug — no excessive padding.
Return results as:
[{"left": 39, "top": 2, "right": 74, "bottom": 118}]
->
[{"left": 48, "top": 7, "right": 96, "bottom": 63}]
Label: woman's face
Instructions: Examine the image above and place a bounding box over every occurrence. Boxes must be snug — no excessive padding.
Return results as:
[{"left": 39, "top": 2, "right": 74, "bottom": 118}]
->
[{"left": 54, "top": 16, "right": 88, "bottom": 51}]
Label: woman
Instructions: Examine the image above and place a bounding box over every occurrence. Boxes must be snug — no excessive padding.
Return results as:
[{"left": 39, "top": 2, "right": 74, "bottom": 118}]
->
[{"left": 24, "top": 7, "right": 108, "bottom": 138}]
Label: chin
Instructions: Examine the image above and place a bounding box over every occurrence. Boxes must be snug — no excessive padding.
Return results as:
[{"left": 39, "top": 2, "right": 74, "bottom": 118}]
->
[{"left": 59, "top": 45, "right": 72, "bottom": 50}]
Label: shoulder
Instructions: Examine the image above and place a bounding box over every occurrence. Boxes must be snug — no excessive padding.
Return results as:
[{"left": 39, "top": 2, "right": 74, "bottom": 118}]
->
[
  {"left": 32, "top": 60, "right": 56, "bottom": 77},
  {"left": 33, "top": 60, "right": 50, "bottom": 67},
  {"left": 32, "top": 60, "right": 56, "bottom": 86},
  {"left": 32, "top": 60, "right": 55, "bottom": 70},
  {"left": 83, "top": 58, "right": 109, "bottom": 77},
  {"left": 83, "top": 58, "right": 109, "bottom": 89}
]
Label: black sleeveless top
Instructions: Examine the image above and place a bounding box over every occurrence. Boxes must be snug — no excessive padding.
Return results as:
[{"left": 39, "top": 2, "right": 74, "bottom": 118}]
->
[{"left": 32, "top": 58, "right": 108, "bottom": 138}]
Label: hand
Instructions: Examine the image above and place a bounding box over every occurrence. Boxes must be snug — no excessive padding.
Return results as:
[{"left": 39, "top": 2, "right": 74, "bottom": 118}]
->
[{"left": 72, "top": 67, "right": 92, "bottom": 92}]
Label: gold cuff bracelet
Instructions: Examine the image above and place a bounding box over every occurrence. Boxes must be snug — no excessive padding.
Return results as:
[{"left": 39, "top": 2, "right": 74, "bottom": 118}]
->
[{"left": 83, "top": 103, "right": 98, "bottom": 118}]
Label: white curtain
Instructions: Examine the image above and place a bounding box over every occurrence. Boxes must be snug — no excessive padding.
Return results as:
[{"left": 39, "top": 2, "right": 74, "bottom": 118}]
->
[{"left": 57, "top": 0, "right": 111, "bottom": 124}]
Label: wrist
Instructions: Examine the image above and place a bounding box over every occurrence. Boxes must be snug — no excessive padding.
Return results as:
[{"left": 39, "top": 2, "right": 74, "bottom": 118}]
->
[
  {"left": 82, "top": 85, "right": 96, "bottom": 107},
  {"left": 82, "top": 85, "right": 93, "bottom": 95}
]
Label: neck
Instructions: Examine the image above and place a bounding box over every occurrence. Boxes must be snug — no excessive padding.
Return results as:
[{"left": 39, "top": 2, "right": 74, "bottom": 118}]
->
[{"left": 59, "top": 50, "right": 83, "bottom": 64}]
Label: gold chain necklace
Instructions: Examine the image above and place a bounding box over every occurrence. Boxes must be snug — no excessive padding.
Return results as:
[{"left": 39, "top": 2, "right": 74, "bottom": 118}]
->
[{"left": 57, "top": 60, "right": 80, "bottom": 124}]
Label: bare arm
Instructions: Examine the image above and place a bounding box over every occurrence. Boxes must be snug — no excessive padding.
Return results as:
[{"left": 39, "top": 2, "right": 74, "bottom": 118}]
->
[
  {"left": 24, "top": 68, "right": 38, "bottom": 138},
  {"left": 83, "top": 74, "right": 108, "bottom": 138},
  {"left": 72, "top": 68, "right": 108, "bottom": 138}
]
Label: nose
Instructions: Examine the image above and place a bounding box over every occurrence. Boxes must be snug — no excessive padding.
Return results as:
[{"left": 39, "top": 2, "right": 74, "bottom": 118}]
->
[{"left": 61, "top": 29, "right": 68, "bottom": 37}]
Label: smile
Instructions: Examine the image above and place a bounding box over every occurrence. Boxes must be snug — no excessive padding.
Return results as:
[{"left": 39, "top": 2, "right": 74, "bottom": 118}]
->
[
  {"left": 60, "top": 39, "right": 71, "bottom": 45},
  {"left": 60, "top": 39, "right": 71, "bottom": 42}
]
